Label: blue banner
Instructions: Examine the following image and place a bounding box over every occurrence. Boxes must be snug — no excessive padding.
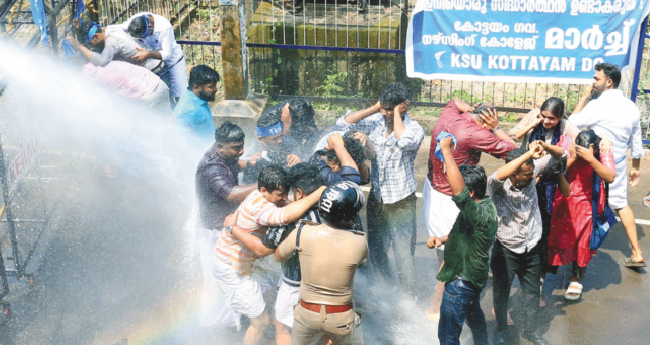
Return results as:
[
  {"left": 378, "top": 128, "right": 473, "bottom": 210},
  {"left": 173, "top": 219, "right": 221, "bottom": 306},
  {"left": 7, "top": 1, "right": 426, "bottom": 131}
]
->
[
  {"left": 30, "top": 0, "right": 49, "bottom": 47},
  {"left": 75, "top": 0, "right": 85, "bottom": 23},
  {"left": 406, "top": 0, "right": 650, "bottom": 83}
]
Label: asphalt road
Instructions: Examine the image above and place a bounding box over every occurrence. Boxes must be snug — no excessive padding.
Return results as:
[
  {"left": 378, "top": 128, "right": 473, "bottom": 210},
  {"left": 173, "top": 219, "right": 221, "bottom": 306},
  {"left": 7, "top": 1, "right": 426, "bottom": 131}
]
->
[{"left": 1, "top": 136, "right": 649, "bottom": 345}]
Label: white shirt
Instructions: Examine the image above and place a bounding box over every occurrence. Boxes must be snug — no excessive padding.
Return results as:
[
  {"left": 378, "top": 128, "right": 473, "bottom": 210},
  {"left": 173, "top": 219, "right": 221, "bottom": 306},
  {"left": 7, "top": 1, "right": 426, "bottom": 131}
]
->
[
  {"left": 119, "top": 12, "right": 184, "bottom": 65},
  {"left": 570, "top": 89, "right": 644, "bottom": 163}
]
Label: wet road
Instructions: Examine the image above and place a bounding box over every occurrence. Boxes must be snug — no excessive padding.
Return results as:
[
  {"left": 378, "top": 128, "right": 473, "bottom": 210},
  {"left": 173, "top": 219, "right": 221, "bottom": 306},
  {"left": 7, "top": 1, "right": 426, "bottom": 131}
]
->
[{"left": 1, "top": 136, "right": 649, "bottom": 345}]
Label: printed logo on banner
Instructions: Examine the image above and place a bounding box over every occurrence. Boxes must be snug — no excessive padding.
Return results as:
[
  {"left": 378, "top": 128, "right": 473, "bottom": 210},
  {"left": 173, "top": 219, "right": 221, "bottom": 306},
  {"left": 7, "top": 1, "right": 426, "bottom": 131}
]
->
[
  {"left": 7, "top": 138, "right": 39, "bottom": 193},
  {"left": 406, "top": 0, "right": 650, "bottom": 83}
]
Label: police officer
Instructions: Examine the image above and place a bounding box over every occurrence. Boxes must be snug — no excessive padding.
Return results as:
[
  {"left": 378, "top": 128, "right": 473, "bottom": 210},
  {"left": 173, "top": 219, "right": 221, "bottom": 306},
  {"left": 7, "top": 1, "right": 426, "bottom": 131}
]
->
[{"left": 274, "top": 181, "right": 368, "bottom": 345}]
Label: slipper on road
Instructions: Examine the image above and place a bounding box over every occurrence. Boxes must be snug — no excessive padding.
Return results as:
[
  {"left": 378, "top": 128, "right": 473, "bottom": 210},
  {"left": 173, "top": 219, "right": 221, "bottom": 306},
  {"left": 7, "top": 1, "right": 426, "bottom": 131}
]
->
[
  {"left": 623, "top": 257, "right": 647, "bottom": 268},
  {"left": 565, "top": 282, "right": 583, "bottom": 301}
]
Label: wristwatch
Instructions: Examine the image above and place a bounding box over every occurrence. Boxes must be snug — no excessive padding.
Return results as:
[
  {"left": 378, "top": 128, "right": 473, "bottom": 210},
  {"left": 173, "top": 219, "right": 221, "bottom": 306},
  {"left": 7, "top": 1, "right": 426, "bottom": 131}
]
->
[
  {"left": 492, "top": 126, "right": 501, "bottom": 133},
  {"left": 226, "top": 225, "right": 233, "bottom": 235}
]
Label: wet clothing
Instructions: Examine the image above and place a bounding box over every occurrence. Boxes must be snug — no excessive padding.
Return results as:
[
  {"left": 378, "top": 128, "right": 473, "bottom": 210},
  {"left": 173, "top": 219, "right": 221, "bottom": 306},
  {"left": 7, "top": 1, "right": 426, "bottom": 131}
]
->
[
  {"left": 436, "top": 188, "right": 498, "bottom": 290},
  {"left": 491, "top": 240, "right": 540, "bottom": 333},
  {"left": 309, "top": 150, "right": 363, "bottom": 186},
  {"left": 275, "top": 279, "right": 301, "bottom": 327},
  {"left": 212, "top": 255, "right": 267, "bottom": 319},
  {"left": 91, "top": 26, "right": 162, "bottom": 71},
  {"left": 428, "top": 101, "right": 516, "bottom": 196},
  {"left": 336, "top": 112, "right": 424, "bottom": 204},
  {"left": 292, "top": 304, "right": 364, "bottom": 345},
  {"left": 174, "top": 89, "right": 215, "bottom": 142},
  {"left": 422, "top": 177, "right": 459, "bottom": 250},
  {"left": 570, "top": 89, "right": 644, "bottom": 209},
  {"left": 242, "top": 136, "right": 302, "bottom": 183},
  {"left": 276, "top": 222, "right": 368, "bottom": 306},
  {"left": 509, "top": 108, "right": 580, "bottom": 145},
  {"left": 216, "top": 190, "right": 287, "bottom": 275},
  {"left": 118, "top": 12, "right": 187, "bottom": 97},
  {"left": 367, "top": 192, "right": 417, "bottom": 296},
  {"left": 439, "top": 278, "right": 488, "bottom": 345},
  {"left": 549, "top": 145, "right": 616, "bottom": 268},
  {"left": 195, "top": 144, "right": 240, "bottom": 230},
  {"left": 82, "top": 61, "right": 160, "bottom": 99}
]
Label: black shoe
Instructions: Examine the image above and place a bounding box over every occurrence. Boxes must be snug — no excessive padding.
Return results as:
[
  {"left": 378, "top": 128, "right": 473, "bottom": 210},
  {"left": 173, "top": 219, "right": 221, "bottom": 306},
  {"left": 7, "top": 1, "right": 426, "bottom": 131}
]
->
[
  {"left": 493, "top": 330, "right": 507, "bottom": 345},
  {"left": 523, "top": 331, "right": 551, "bottom": 345}
]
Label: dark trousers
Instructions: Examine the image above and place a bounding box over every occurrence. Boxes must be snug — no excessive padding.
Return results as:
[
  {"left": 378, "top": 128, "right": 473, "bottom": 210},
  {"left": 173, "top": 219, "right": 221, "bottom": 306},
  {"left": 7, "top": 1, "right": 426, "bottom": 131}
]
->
[
  {"left": 367, "top": 192, "right": 417, "bottom": 297},
  {"left": 490, "top": 240, "right": 540, "bottom": 334},
  {"left": 438, "top": 279, "right": 489, "bottom": 345}
]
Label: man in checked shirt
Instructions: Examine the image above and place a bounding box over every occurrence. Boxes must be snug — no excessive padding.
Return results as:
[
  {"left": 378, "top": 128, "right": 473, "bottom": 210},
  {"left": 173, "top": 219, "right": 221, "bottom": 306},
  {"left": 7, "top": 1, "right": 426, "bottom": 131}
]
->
[
  {"left": 337, "top": 83, "right": 424, "bottom": 299},
  {"left": 489, "top": 142, "right": 568, "bottom": 345}
]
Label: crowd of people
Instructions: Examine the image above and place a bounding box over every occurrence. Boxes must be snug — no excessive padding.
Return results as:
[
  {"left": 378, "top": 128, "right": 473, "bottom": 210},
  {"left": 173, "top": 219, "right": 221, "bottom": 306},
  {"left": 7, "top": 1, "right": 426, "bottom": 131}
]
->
[{"left": 64, "top": 20, "right": 646, "bottom": 344}]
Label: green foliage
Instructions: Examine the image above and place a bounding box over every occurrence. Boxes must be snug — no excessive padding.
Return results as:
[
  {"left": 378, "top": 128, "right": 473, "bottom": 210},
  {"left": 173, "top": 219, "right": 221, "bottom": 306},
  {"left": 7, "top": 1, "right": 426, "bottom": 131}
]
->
[
  {"left": 501, "top": 112, "right": 519, "bottom": 122},
  {"left": 319, "top": 69, "right": 349, "bottom": 110}
]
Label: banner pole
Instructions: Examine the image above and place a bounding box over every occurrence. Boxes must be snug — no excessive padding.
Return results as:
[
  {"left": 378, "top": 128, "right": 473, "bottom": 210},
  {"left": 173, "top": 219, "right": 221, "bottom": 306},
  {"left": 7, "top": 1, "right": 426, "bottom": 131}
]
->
[{"left": 631, "top": 16, "right": 649, "bottom": 103}]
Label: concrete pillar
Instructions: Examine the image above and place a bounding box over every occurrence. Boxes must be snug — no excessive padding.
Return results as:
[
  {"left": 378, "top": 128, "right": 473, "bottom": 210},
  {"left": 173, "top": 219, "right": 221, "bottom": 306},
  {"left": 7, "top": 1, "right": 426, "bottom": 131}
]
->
[{"left": 219, "top": 0, "right": 248, "bottom": 100}]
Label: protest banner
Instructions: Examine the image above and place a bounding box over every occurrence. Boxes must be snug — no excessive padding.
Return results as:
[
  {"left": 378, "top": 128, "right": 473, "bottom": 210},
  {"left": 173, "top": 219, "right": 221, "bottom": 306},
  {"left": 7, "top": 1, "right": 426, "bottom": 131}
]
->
[{"left": 406, "top": 0, "right": 650, "bottom": 83}]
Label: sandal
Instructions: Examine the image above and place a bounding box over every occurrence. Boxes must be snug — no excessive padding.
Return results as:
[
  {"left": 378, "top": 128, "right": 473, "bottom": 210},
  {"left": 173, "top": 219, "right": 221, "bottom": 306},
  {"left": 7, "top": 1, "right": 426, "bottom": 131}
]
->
[
  {"left": 565, "top": 281, "right": 583, "bottom": 301},
  {"left": 492, "top": 308, "right": 515, "bottom": 326},
  {"left": 623, "top": 257, "right": 647, "bottom": 268},
  {"left": 643, "top": 191, "right": 650, "bottom": 208}
]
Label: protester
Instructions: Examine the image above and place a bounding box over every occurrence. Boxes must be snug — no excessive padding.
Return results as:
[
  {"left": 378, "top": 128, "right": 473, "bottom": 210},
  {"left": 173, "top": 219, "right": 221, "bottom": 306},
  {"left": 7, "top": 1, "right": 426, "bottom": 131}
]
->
[
  {"left": 507, "top": 97, "right": 581, "bottom": 306},
  {"left": 174, "top": 65, "right": 219, "bottom": 143},
  {"left": 242, "top": 107, "right": 302, "bottom": 183},
  {"left": 569, "top": 62, "right": 646, "bottom": 268},
  {"left": 82, "top": 61, "right": 171, "bottom": 114},
  {"left": 119, "top": 12, "right": 188, "bottom": 102},
  {"left": 195, "top": 122, "right": 258, "bottom": 328},
  {"left": 489, "top": 143, "right": 567, "bottom": 345},
  {"left": 548, "top": 129, "right": 616, "bottom": 300},
  {"left": 337, "top": 83, "right": 424, "bottom": 299},
  {"left": 68, "top": 22, "right": 170, "bottom": 85},
  {"left": 424, "top": 100, "right": 516, "bottom": 319},
  {"left": 271, "top": 97, "right": 320, "bottom": 153},
  {"left": 310, "top": 131, "right": 369, "bottom": 186},
  {"left": 216, "top": 165, "right": 326, "bottom": 345},
  {"left": 260, "top": 162, "right": 324, "bottom": 345},
  {"left": 275, "top": 181, "right": 368, "bottom": 345},
  {"left": 426, "top": 137, "right": 497, "bottom": 345}
]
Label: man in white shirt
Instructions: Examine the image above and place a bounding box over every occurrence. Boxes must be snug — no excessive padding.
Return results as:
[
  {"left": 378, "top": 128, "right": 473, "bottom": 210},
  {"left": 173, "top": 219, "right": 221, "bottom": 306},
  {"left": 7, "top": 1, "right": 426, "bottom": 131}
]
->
[
  {"left": 570, "top": 63, "right": 646, "bottom": 268},
  {"left": 120, "top": 12, "right": 188, "bottom": 101}
]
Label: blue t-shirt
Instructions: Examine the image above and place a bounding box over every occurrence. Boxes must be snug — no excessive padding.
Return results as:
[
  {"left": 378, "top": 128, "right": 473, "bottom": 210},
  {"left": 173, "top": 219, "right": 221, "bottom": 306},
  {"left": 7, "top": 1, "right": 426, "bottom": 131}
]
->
[{"left": 174, "top": 89, "right": 216, "bottom": 142}]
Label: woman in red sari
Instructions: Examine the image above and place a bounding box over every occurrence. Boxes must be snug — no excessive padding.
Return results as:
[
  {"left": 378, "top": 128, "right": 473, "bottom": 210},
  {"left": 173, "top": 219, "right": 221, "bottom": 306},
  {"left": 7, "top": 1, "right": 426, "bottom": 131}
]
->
[{"left": 548, "top": 129, "right": 615, "bottom": 301}]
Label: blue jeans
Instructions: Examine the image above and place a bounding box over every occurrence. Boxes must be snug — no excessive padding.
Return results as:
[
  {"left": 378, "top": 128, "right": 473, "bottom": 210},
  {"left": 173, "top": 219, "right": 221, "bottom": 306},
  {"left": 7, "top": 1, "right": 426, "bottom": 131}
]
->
[{"left": 438, "top": 278, "right": 488, "bottom": 345}]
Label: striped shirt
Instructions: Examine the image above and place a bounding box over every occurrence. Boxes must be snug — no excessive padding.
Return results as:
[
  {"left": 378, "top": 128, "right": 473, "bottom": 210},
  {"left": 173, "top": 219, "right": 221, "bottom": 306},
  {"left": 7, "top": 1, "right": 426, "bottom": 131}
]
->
[
  {"left": 488, "top": 152, "right": 566, "bottom": 254},
  {"left": 215, "top": 190, "right": 287, "bottom": 275}
]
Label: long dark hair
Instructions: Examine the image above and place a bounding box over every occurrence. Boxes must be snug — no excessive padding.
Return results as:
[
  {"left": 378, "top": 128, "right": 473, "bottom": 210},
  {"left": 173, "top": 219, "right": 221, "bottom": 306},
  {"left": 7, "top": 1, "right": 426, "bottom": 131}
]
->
[
  {"left": 539, "top": 97, "right": 566, "bottom": 120},
  {"left": 575, "top": 129, "right": 601, "bottom": 161}
]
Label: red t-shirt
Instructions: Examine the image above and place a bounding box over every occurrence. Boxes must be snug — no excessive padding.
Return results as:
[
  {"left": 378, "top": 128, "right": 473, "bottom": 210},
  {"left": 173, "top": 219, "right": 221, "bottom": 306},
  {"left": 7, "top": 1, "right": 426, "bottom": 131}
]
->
[{"left": 427, "top": 101, "right": 517, "bottom": 195}]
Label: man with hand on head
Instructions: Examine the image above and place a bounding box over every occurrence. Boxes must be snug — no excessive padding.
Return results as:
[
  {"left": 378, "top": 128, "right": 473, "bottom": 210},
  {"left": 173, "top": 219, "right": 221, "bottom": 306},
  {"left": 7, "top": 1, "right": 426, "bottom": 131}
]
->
[
  {"left": 275, "top": 181, "right": 368, "bottom": 345},
  {"left": 217, "top": 165, "right": 327, "bottom": 345},
  {"left": 489, "top": 142, "right": 568, "bottom": 345},
  {"left": 337, "top": 82, "right": 424, "bottom": 300},
  {"left": 426, "top": 137, "right": 497, "bottom": 345},
  {"left": 570, "top": 62, "right": 645, "bottom": 268},
  {"left": 424, "top": 100, "right": 516, "bottom": 320},
  {"left": 260, "top": 162, "right": 325, "bottom": 345},
  {"left": 119, "top": 12, "right": 187, "bottom": 103},
  {"left": 243, "top": 107, "right": 302, "bottom": 183},
  {"left": 174, "top": 65, "right": 220, "bottom": 143}
]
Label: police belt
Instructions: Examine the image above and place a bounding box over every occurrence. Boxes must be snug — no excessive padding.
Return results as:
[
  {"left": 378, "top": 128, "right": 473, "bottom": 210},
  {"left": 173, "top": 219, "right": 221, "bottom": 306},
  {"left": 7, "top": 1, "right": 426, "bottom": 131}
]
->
[
  {"left": 150, "top": 60, "right": 167, "bottom": 76},
  {"left": 167, "top": 55, "right": 185, "bottom": 70},
  {"left": 300, "top": 300, "right": 353, "bottom": 314}
]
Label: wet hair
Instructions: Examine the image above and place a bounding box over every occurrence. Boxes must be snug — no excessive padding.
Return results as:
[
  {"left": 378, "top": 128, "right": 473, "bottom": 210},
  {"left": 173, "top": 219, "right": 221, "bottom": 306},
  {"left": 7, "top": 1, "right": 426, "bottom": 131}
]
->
[
  {"left": 575, "top": 129, "right": 601, "bottom": 160},
  {"left": 257, "top": 107, "right": 282, "bottom": 129},
  {"left": 258, "top": 165, "right": 290, "bottom": 193},
  {"left": 458, "top": 164, "right": 487, "bottom": 199},
  {"left": 127, "top": 15, "right": 149, "bottom": 38},
  {"left": 78, "top": 22, "right": 103, "bottom": 42},
  {"left": 594, "top": 63, "right": 621, "bottom": 88},
  {"left": 214, "top": 121, "right": 245, "bottom": 145},
  {"left": 539, "top": 97, "right": 566, "bottom": 119},
  {"left": 188, "top": 65, "right": 221, "bottom": 89},
  {"left": 288, "top": 97, "right": 315, "bottom": 124},
  {"left": 289, "top": 162, "right": 324, "bottom": 195},
  {"left": 468, "top": 103, "right": 496, "bottom": 123},
  {"left": 379, "top": 83, "right": 409, "bottom": 108},
  {"left": 322, "top": 131, "right": 367, "bottom": 166},
  {"left": 506, "top": 147, "right": 534, "bottom": 172}
]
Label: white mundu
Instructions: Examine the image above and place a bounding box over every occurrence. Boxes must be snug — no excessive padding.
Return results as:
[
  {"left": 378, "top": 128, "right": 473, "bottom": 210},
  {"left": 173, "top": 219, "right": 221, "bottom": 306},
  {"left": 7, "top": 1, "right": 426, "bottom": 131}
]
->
[{"left": 569, "top": 89, "right": 644, "bottom": 209}]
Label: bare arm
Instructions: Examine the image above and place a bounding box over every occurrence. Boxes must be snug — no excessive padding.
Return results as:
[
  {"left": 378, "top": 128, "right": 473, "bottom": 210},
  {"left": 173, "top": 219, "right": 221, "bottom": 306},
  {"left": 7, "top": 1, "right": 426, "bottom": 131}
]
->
[
  {"left": 393, "top": 102, "right": 407, "bottom": 139},
  {"left": 495, "top": 144, "right": 540, "bottom": 181},
  {"left": 558, "top": 173, "right": 571, "bottom": 197},
  {"left": 630, "top": 159, "right": 641, "bottom": 187},
  {"left": 453, "top": 100, "right": 474, "bottom": 113},
  {"left": 480, "top": 108, "right": 516, "bottom": 144},
  {"left": 538, "top": 141, "right": 566, "bottom": 159},
  {"left": 571, "top": 86, "right": 592, "bottom": 114},
  {"left": 326, "top": 133, "right": 358, "bottom": 171},
  {"left": 514, "top": 118, "right": 541, "bottom": 141},
  {"left": 576, "top": 144, "right": 615, "bottom": 184},
  {"left": 280, "top": 186, "right": 327, "bottom": 224},
  {"left": 439, "top": 137, "right": 465, "bottom": 196},
  {"left": 343, "top": 101, "right": 381, "bottom": 124},
  {"left": 232, "top": 226, "right": 275, "bottom": 257},
  {"left": 225, "top": 184, "right": 258, "bottom": 203}
]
